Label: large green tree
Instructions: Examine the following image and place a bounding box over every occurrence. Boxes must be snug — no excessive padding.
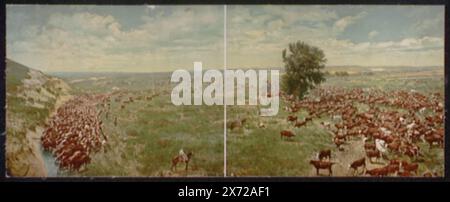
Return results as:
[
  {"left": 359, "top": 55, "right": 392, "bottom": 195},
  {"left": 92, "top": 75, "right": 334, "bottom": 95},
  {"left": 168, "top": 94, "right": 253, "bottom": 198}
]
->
[{"left": 282, "top": 41, "right": 326, "bottom": 99}]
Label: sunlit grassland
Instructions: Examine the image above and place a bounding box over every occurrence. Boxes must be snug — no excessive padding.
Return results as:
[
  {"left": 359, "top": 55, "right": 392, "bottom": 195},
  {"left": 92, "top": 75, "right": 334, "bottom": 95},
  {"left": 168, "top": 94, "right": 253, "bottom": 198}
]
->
[
  {"left": 227, "top": 67, "right": 444, "bottom": 176},
  {"left": 63, "top": 75, "right": 224, "bottom": 176}
]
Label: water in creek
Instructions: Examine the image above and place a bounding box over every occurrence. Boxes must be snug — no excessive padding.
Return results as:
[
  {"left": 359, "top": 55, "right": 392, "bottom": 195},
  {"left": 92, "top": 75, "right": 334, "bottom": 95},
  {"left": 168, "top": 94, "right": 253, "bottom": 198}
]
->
[
  {"left": 30, "top": 126, "right": 60, "bottom": 177},
  {"left": 40, "top": 146, "right": 60, "bottom": 177}
]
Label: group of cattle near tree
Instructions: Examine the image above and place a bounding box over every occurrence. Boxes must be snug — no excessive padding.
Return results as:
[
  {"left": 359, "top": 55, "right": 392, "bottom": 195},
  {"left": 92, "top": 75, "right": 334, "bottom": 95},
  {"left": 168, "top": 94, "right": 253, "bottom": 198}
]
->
[{"left": 280, "top": 87, "right": 444, "bottom": 177}]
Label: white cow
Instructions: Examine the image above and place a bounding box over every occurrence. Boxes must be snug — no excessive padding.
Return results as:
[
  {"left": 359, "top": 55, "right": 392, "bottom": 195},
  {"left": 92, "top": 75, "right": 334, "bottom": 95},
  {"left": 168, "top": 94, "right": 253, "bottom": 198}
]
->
[{"left": 375, "top": 139, "right": 387, "bottom": 153}]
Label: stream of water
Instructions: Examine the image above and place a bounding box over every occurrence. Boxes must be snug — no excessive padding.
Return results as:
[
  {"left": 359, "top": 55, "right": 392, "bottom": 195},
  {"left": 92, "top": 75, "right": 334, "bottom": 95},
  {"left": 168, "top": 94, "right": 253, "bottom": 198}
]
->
[{"left": 39, "top": 144, "right": 60, "bottom": 177}]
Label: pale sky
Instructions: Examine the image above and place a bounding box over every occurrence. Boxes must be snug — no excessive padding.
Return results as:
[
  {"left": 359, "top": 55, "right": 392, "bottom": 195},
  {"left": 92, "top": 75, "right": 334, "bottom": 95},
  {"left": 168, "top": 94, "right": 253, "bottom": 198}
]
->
[{"left": 6, "top": 5, "right": 444, "bottom": 72}]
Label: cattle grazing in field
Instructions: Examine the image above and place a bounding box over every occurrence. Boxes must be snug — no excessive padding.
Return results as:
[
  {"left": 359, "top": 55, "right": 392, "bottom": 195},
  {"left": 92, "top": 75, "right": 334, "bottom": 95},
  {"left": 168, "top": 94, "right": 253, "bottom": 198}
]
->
[
  {"left": 385, "top": 164, "right": 400, "bottom": 175},
  {"left": 364, "top": 143, "right": 376, "bottom": 151},
  {"left": 349, "top": 157, "right": 366, "bottom": 174},
  {"left": 280, "top": 130, "right": 295, "bottom": 140},
  {"left": 389, "top": 159, "right": 400, "bottom": 166},
  {"left": 295, "top": 120, "right": 307, "bottom": 128},
  {"left": 333, "top": 137, "right": 345, "bottom": 151},
  {"left": 310, "top": 160, "right": 335, "bottom": 176},
  {"left": 387, "top": 141, "right": 401, "bottom": 153},
  {"left": 365, "top": 149, "right": 381, "bottom": 163},
  {"left": 318, "top": 149, "right": 331, "bottom": 161},
  {"left": 424, "top": 132, "right": 443, "bottom": 148},
  {"left": 280, "top": 86, "right": 444, "bottom": 177},
  {"left": 287, "top": 115, "right": 297, "bottom": 122},
  {"left": 365, "top": 167, "right": 389, "bottom": 177},
  {"left": 334, "top": 132, "right": 347, "bottom": 141},
  {"left": 401, "top": 161, "right": 419, "bottom": 175}
]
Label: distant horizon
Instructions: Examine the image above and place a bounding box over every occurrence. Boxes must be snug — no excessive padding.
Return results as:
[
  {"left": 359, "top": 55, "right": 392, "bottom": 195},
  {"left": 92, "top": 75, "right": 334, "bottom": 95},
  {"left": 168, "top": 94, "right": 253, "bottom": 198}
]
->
[
  {"left": 44, "top": 65, "right": 445, "bottom": 74},
  {"left": 7, "top": 58, "right": 444, "bottom": 75}
]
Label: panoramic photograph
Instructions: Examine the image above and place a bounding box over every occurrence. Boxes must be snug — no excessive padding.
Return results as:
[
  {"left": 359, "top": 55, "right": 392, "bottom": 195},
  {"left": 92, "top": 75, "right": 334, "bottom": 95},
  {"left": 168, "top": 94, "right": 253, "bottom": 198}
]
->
[{"left": 5, "top": 5, "right": 444, "bottom": 177}]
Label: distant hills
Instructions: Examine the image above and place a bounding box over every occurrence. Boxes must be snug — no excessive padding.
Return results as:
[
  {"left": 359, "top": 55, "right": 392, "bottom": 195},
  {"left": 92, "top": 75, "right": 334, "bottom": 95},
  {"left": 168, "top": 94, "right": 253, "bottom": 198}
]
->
[{"left": 40, "top": 64, "right": 443, "bottom": 75}]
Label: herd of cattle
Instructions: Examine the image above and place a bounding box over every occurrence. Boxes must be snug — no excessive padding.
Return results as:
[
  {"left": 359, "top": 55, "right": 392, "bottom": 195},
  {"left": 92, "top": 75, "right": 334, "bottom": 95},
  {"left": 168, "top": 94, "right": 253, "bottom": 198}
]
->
[
  {"left": 39, "top": 82, "right": 443, "bottom": 176},
  {"left": 41, "top": 89, "right": 166, "bottom": 171},
  {"left": 41, "top": 94, "right": 109, "bottom": 171},
  {"left": 280, "top": 87, "right": 444, "bottom": 177}
]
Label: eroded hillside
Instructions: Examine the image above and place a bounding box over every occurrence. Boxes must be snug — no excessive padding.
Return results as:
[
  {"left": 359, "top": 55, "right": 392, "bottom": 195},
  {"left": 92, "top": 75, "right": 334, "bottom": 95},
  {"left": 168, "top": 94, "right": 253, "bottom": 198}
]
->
[{"left": 5, "top": 59, "right": 71, "bottom": 177}]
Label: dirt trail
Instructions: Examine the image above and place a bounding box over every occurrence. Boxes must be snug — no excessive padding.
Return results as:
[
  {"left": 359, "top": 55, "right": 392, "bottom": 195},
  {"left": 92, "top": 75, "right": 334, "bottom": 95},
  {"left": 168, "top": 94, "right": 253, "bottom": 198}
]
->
[{"left": 310, "top": 136, "right": 389, "bottom": 176}]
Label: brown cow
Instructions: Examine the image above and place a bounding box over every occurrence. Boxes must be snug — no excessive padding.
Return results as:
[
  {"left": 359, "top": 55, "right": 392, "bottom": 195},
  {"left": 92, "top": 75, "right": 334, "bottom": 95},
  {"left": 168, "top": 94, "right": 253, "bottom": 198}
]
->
[
  {"left": 305, "top": 116, "right": 313, "bottom": 123},
  {"left": 334, "top": 133, "right": 347, "bottom": 141},
  {"left": 365, "top": 149, "right": 381, "bottom": 163},
  {"left": 318, "top": 149, "right": 331, "bottom": 161},
  {"left": 295, "top": 120, "right": 307, "bottom": 128},
  {"left": 387, "top": 141, "right": 401, "bottom": 152},
  {"left": 401, "top": 161, "right": 419, "bottom": 175},
  {"left": 350, "top": 157, "right": 366, "bottom": 174},
  {"left": 310, "top": 160, "right": 335, "bottom": 176},
  {"left": 364, "top": 143, "right": 376, "bottom": 151},
  {"left": 425, "top": 133, "right": 443, "bottom": 148},
  {"left": 365, "top": 167, "right": 389, "bottom": 177},
  {"left": 280, "top": 130, "right": 295, "bottom": 140},
  {"left": 287, "top": 115, "right": 298, "bottom": 122},
  {"left": 385, "top": 164, "right": 400, "bottom": 175}
]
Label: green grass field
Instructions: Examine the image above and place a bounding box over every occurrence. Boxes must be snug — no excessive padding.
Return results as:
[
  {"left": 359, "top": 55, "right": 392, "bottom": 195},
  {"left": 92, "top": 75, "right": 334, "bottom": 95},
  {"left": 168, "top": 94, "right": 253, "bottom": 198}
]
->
[
  {"left": 227, "top": 67, "right": 444, "bottom": 176},
  {"left": 54, "top": 73, "right": 224, "bottom": 176},
  {"left": 7, "top": 63, "right": 444, "bottom": 177}
]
